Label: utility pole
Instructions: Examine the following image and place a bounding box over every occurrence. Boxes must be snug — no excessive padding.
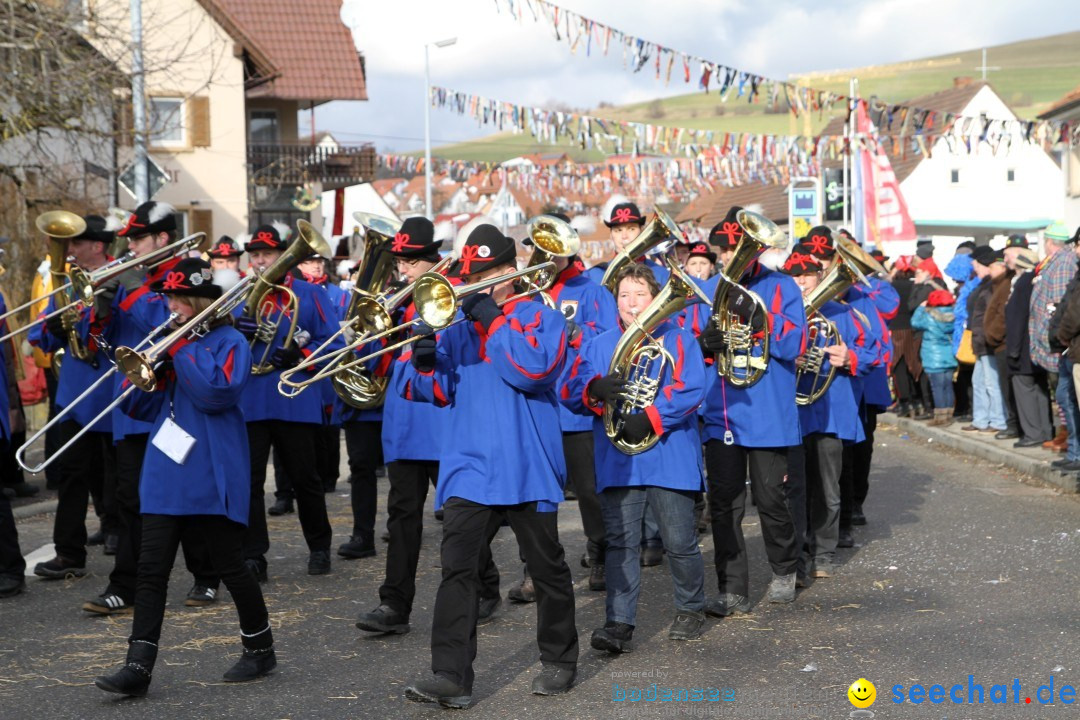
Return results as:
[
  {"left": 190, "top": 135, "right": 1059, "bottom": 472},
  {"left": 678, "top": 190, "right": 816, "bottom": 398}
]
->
[{"left": 130, "top": 0, "right": 149, "bottom": 203}]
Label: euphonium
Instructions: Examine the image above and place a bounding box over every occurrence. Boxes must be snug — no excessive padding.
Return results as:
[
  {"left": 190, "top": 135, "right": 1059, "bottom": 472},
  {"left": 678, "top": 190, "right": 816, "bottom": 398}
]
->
[
  {"left": 332, "top": 213, "right": 401, "bottom": 408},
  {"left": 600, "top": 208, "right": 682, "bottom": 294},
  {"left": 795, "top": 251, "right": 869, "bottom": 406},
  {"left": 524, "top": 214, "right": 581, "bottom": 290},
  {"left": 37, "top": 211, "right": 93, "bottom": 361},
  {"left": 603, "top": 255, "right": 707, "bottom": 455},
  {"left": 710, "top": 209, "right": 788, "bottom": 388},
  {"left": 242, "top": 219, "right": 332, "bottom": 375}
]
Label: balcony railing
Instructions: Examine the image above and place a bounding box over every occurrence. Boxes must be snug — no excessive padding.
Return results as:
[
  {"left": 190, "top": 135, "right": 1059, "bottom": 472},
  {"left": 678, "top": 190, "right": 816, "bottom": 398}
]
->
[{"left": 248, "top": 142, "right": 376, "bottom": 188}]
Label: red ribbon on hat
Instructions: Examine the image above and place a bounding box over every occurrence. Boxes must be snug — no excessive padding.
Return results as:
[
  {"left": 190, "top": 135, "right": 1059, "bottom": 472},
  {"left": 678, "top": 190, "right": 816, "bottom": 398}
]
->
[
  {"left": 161, "top": 271, "right": 188, "bottom": 290},
  {"left": 255, "top": 230, "right": 276, "bottom": 246},
  {"left": 784, "top": 251, "right": 818, "bottom": 273},
  {"left": 805, "top": 234, "right": 833, "bottom": 256},
  {"left": 213, "top": 242, "right": 233, "bottom": 255},
  {"left": 691, "top": 243, "right": 708, "bottom": 254},
  {"left": 120, "top": 214, "right": 146, "bottom": 237},
  {"left": 612, "top": 207, "right": 636, "bottom": 223},
  {"left": 458, "top": 244, "right": 491, "bottom": 276},
  {"left": 716, "top": 221, "right": 742, "bottom": 245},
  {"left": 391, "top": 232, "right": 420, "bottom": 252}
]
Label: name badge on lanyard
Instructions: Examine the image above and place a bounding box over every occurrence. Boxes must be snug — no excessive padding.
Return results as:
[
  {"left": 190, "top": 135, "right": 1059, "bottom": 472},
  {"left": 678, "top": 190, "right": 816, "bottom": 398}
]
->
[{"left": 152, "top": 416, "right": 196, "bottom": 465}]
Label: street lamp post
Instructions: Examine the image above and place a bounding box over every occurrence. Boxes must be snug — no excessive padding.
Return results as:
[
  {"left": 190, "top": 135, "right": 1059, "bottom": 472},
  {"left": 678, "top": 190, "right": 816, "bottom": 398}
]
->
[{"left": 424, "top": 37, "right": 457, "bottom": 220}]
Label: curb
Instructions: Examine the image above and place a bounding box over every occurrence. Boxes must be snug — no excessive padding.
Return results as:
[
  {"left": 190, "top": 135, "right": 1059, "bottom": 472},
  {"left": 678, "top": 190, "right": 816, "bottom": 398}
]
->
[
  {"left": 884, "top": 413, "right": 1079, "bottom": 494},
  {"left": 13, "top": 499, "right": 58, "bottom": 520}
]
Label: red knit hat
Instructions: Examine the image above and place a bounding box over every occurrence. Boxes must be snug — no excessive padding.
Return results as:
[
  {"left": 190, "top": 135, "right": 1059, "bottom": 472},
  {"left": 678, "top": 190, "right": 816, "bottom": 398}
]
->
[
  {"left": 927, "top": 289, "right": 955, "bottom": 307},
  {"left": 918, "top": 257, "right": 943, "bottom": 279}
]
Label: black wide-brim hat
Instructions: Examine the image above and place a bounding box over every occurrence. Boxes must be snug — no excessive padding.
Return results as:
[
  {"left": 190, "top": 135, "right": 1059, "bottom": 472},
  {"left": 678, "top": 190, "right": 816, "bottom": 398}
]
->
[
  {"left": 708, "top": 206, "right": 745, "bottom": 249},
  {"left": 208, "top": 235, "right": 244, "bottom": 258},
  {"left": 246, "top": 224, "right": 289, "bottom": 252},
  {"left": 388, "top": 217, "right": 442, "bottom": 259},
  {"left": 117, "top": 201, "right": 177, "bottom": 238},
  {"left": 70, "top": 215, "right": 116, "bottom": 245},
  {"left": 449, "top": 224, "right": 517, "bottom": 278},
  {"left": 801, "top": 225, "right": 836, "bottom": 259},
  {"left": 604, "top": 202, "right": 644, "bottom": 228},
  {"left": 686, "top": 242, "right": 717, "bottom": 264},
  {"left": 780, "top": 245, "right": 823, "bottom": 276},
  {"left": 150, "top": 258, "right": 222, "bottom": 299}
]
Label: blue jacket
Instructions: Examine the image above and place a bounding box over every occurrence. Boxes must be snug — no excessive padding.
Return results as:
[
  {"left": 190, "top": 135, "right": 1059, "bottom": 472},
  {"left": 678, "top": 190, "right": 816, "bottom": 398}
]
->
[
  {"left": 911, "top": 305, "right": 958, "bottom": 373},
  {"left": 122, "top": 325, "right": 251, "bottom": 525},
  {"left": 561, "top": 319, "right": 705, "bottom": 492},
  {"left": 550, "top": 262, "right": 618, "bottom": 432},
  {"left": 946, "top": 255, "right": 976, "bottom": 355},
  {"left": 702, "top": 264, "right": 807, "bottom": 448},
  {"left": 234, "top": 275, "right": 342, "bottom": 424},
  {"left": 100, "top": 261, "right": 177, "bottom": 441},
  {"left": 798, "top": 301, "right": 876, "bottom": 442},
  {"left": 676, "top": 273, "right": 720, "bottom": 421},
  {"left": 398, "top": 297, "right": 568, "bottom": 510},
  {"left": 844, "top": 276, "right": 898, "bottom": 409},
  {"left": 0, "top": 296, "right": 11, "bottom": 443},
  {"left": 29, "top": 295, "right": 113, "bottom": 433}
]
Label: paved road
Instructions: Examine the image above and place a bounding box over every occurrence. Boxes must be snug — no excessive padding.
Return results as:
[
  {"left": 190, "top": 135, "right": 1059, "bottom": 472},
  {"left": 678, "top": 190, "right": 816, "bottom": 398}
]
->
[{"left": 2, "top": 422, "right": 1078, "bottom": 719}]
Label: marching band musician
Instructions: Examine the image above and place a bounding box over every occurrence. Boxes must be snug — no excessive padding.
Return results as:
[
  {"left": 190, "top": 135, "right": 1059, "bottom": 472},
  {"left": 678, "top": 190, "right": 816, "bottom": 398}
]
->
[
  {"left": 84, "top": 201, "right": 219, "bottom": 614},
  {"left": 586, "top": 202, "right": 669, "bottom": 288},
  {"left": 0, "top": 289, "right": 26, "bottom": 598},
  {"left": 356, "top": 217, "right": 502, "bottom": 635},
  {"left": 697, "top": 207, "right": 807, "bottom": 614},
  {"left": 29, "top": 215, "right": 118, "bottom": 581},
  {"left": 782, "top": 247, "right": 878, "bottom": 580},
  {"left": 514, "top": 214, "right": 617, "bottom": 599},
  {"left": 232, "top": 223, "right": 341, "bottom": 580},
  {"left": 207, "top": 235, "right": 245, "bottom": 274},
  {"left": 561, "top": 263, "right": 708, "bottom": 653},
  {"left": 95, "top": 259, "right": 275, "bottom": 697},
  {"left": 401, "top": 224, "right": 578, "bottom": 708}
]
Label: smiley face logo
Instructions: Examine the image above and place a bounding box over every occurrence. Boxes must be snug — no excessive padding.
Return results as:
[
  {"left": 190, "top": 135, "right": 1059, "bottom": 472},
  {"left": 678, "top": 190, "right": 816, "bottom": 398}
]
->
[{"left": 848, "top": 678, "right": 876, "bottom": 708}]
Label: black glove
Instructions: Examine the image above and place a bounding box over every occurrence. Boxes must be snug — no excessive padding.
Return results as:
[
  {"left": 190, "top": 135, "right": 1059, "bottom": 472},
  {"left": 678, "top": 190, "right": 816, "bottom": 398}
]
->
[
  {"left": 235, "top": 315, "right": 260, "bottom": 338},
  {"left": 587, "top": 373, "right": 628, "bottom": 404},
  {"left": 411, "top": 335, "right": 437, "bottom": 372},
  {"left": 460, "top": 293, "right": 502, "bottom": 331},
  {"left": 698, "top": 321, "right": 726, "bottom": 353},
  {"left": 620, "top": 413, "right": 654, "bottom": 444},
  {"left": 728, "top": 289, "right": 767, "bottom": 333},
  {"left": 155, "top": 354, "right": 174, "bottom": 378},
  {"left": 270, "top": 344, "right": 303, "bottom": 369},
  {"left": 45, "top": 313, "right": 67, "bottom": 339}
]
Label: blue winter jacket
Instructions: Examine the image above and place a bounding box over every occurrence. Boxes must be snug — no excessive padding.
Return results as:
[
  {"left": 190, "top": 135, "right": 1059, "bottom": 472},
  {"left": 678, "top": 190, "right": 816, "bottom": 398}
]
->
[{"left": 911, "top": 305, "right": 958, "bottom": 373}]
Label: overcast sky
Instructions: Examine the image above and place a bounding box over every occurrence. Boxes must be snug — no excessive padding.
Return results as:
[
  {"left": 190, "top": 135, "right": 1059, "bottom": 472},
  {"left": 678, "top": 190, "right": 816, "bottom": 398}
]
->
[{"left": 315, "top": 0, "right": 1078, "bottom": 153}]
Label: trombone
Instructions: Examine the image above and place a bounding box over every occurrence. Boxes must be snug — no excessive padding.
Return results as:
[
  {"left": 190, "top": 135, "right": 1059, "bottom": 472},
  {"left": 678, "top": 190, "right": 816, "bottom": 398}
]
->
[
  {"left": 278, "top": 260, "right": 556, "bottom": 394},
  {"left": 15, "top": 312, "right": 179, "bottom": 474}
]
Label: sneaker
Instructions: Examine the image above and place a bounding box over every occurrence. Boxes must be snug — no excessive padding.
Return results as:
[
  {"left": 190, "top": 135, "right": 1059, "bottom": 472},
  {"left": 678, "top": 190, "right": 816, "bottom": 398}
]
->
[
  {"left": 184, "top": 585, "right": 218, "bottom": 607},
  {"left": 245, "top": 558, "right": 268, "bottom": 584},
  {"left": 103, "top": 534, "right": 120, "bottom": 556},
  {"left": 222, "top": 647, "right": 276, "bottom": 682},
  {"left": 83, "top": 593, "right": 131, "bottom": 615},
  {"left": 477, "top": 595, "right": 501, "bottom": 626},
  {"left": 307, "top": 550, "right": 331, "bottom": 575},
  {"left": 0, "top": 575, "right": 26, "bottom": 598},
  {"left": 811, "top": 560, "right": 834, "bottom": 579},
  {"left": 404, "top": 674, "right": 472, "bottom": 709},
  {"left": 640, "top": 545, "right": 663, "bottom": 567},
  {"left": 34, "top": 556, "right": 86, "bottom": 579},
  {"left": 337, "top": 535, "right": 376, "bottom": 559},
  {"left": 705, "top": 593, "right": 751, "bottom": 617},
  {"left": 837, "top": 528, "right": 855, "bottom": 548},
  {"left": 768, "top": 572, "right": 797, "bottom": 603},
  {"left": 590, "top": 621, "right": 634, "bottom": 653},
  {"left": 531, "top": 663, "right": 576, "bottom": 695},
  {"left": 508, "top": 572, "right": 536, "bottom": 603},
  {"left": 668, "top": 610, "right": 705, "bottom": 641},
  {"left": 588, "top": 563, "right": 606, "bottom": 592},
  {"left": 267, "top": 497, "right": 294, "bottom": 516},
  {"left": 356, "top": 604, "right": 410, "bottom": 634},
  {"left": 851, "top": 506, "right": 867, "bottom": 526}
]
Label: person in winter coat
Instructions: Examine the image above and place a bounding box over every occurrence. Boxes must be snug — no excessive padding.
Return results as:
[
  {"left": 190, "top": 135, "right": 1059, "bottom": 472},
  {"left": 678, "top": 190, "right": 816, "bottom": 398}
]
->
[
  {"left": 945, "top": 252, "right": 976, "bottom": 420},
  {"left": 963, "top": 247, "right": 1007, "bottom": 433},
  {"left": 1005, "top": 247, "right": 1053, "bottom": 447},
  {"left": 983, "top": 252, "right": 1019, "bottom": 438},
  {"left": 912, "top": 290, "right": 958, "bottom": 426}
]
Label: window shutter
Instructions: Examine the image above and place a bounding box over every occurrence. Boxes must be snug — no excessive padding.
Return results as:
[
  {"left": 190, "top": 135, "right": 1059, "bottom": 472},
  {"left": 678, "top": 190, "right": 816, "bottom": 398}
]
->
[
  {"left": 190, "top": 96, "right": 211, "bottom": 147},
  {"left": 190, "top": 208, "right": 213, "bottom": 241}
]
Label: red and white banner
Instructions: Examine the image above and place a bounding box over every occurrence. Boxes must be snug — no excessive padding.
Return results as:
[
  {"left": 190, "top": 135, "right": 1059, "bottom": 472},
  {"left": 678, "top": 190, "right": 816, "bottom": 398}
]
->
[{"left": 854, "top": 101, "right": 917, "bottom": 250}]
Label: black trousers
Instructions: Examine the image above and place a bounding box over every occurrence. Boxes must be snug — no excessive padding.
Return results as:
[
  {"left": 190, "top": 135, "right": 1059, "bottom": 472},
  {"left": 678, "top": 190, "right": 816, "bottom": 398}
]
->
[
  {"left": 44, "top": 371, "right": 62, "bottom": 489},
  {"left": 272, "top": 425, "right": 342, "bottom": 500},
  {"left": 131, "top": 514, "right": 271, "bottom": 651},
  {"left": 1012, "top": 372, "right": 1053, "bottom": 442},
  {"left": 840, "top": 405, "right": 878, "bottom": 529},
  {"left": 431, "top": 498, "right": 577, "bottom": 692},
  {"left": 53, "top": 421, "right": 115, "bottom": 564},
  {"left": 344, "top": 420, "right": 382, "bottom": 540},
  {"left": 994, "top": 349, "right": 1019, "bottom": 433},
  {"left": 0, "top": 428, "right": 26, "bottom": 488},
  {"left": 245, "top": 420, "right": 332, "bottom": 561},
  {"left": 954, "top": 364, "right": 974, "bottom": 416},
  {"left": 705, "top": 442, "right": 798, "bottom": 596},
  {"left": 784, "top": 444, "right": 808, "bottom": 576},
  {"left": 106, "top": 435, "right": 218, "bottom": 601},
  {"left": 564, "top": 431, "right": 605, "bottom": 563},
  {"left": 0, "top": 484, "right": 24, "bottom": 579},
  {"left": 805, "top": 433, "right": 843, "bottom": 562}
]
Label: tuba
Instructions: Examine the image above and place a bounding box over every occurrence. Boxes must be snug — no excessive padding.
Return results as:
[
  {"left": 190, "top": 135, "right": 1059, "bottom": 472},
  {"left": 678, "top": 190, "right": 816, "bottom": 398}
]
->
[
  {"left": 795, "top": 251, "right": 869, "bottom": 405},
  {"left": 710, "top": 209, "right": 788, "bottom": 388},
  {"left": 36, "top": 211, "right": 93, "bottom": 362},
  {"left": 525, "top": 214, "right": 581, "bottom": 291},
  {"left": 331, "top": 213, "right": 401, "bottom": 408},
  {"left": 603, "top": 255, "right": 708, "bottom": 455},
  {"left": 600, "top": 208, "right": 682, "bottom": 294},
  {"left": 242, "top": 219, "right": 332, "bottom": 375}
]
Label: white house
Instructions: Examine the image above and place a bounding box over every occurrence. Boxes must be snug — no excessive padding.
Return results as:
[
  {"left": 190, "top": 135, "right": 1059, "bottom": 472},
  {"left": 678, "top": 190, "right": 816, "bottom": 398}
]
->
[{"left": 1038, "top": 84, "right": 1080, "bottom": 233}]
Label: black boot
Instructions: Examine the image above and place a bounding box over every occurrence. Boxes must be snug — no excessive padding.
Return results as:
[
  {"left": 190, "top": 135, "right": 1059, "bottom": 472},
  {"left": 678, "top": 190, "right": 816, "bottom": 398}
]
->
[
  {"left": 95, "top": 640, "right": 157, "bottom": 697},
  {"left": 223, "top": 627, "right": 276, "bottom": 683}
]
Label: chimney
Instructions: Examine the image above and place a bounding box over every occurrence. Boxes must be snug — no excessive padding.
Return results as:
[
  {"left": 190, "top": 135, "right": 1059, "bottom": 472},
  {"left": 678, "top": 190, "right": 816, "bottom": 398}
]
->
[{"left": 953, "top": 76, "right": 974, "bottom": 88}]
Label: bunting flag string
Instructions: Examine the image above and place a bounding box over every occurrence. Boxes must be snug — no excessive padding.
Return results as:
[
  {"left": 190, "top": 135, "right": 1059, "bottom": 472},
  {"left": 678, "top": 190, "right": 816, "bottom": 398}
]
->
[{"left": 491, "top": 0, "right": 1073, "bottom": 146}]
